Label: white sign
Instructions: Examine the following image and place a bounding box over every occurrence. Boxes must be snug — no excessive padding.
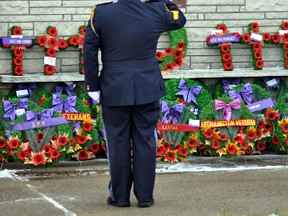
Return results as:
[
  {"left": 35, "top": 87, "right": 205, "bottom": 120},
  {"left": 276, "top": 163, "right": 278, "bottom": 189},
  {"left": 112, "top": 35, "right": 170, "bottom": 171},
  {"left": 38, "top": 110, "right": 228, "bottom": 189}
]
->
[
  {"left": 251, "top": 33, "right": 263, "bottom": 42},
  {"left": 188, "top": 119, "right": 200, "bottom": 127},
  {"left": 44, "top": 56, "right": 56, "bottom": 66},
  {"left": 16, "top": 89, "right": 29, "bottom": 98},
  {"left": 279, "top": 30, "right": 288, "bottom": 36},
  {"left": 211, "top": 29, "right": 223, "bottom": 35}
]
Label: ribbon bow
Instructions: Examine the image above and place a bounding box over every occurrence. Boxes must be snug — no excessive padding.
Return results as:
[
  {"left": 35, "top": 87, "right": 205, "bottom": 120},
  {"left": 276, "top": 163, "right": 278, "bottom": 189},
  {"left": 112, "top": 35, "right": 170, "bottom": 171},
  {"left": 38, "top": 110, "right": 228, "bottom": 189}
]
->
[
  {"left": 175, "top": 78, "right": 202, "bottom": 104},
  {"left": 215, "top": 98, "right": 241, "bottom": 121},
  {"left": 55, "top": 83, "right": 76, "bottom": 96},
  {"left": 161, "top": 101, "right": 184, "bottom": 124},
  {"left": 228, "top": 83, "right": 253, "bottom": 104},
  {"left": 18, "top": 83, "right": 37, "bottom": 96},
  {"left": 3, "top": 98, "right": 28, "bottom": 121},
  {"left": 26, "top": 109, "right": 53, "bottom": 122},
  {"left": 52, "top": 94, "right": 77, "bottom": 113},
  {"left": 222, "top": 79, "right": 240, "bottom": 92}
]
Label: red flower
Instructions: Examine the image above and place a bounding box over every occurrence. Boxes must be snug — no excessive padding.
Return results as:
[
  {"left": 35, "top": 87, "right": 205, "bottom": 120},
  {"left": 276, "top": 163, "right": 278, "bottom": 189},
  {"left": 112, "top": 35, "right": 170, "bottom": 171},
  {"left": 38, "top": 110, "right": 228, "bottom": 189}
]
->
[
  {"left": 48, "top": 27, "right": 58, "bottom": 36},
  {"left": 14, "top": 66, "right": 24, "bottom": 76},
  {"left": 42, "top": 145, "right": 51, "bottom": 154},
  {"left": 38, "top": 96, "right": 46, "bottom": 106},
  {"left": 284, "top": 52, "right": 288, "bottom": 60},
  {"left": 14, "top": 48, "right": 23, "bottom": 57},
  {"left": 253, "top": 42, "right": 262, "bottom": 51},
  {"left": 0, "top": 139, "right": 7, "bottom": 149},
  {"left": 219, "top": 134, "right": 227, "bottom": 141},
  {"left": 156, "top": 51, "right": 163, "bottom": 60},
  {"left": 18, "top": 151, "right": 26, "bottom": 160},
  {"left": 79, "top": 37, "right": 84, "bottom": 45},
  {"left": 77, "top": 135, "right": 87, "bottom": 145},
  {"left": 204, "top": 129, "right": 214, "bottom": 139},
  {"left": 45, "top": 65, "right": 55, "bottom": 75},
  {"left": 221, "top": 44, "right": 230, "bottom": 53},
  {"left": 46, "top": 48, "right": 57, "bottom": 57},
  {"left": 165, "top": 150, "right": 176, "bottom": 161},
  {"left": 32, "top": 152, "right": 46, "bottom": 165},
  {"left": 80, "top": 27, "right": 86, "bottom": 35},
  {"left": 165, "top": 63, "right": 174, "bottom": 70},
  {"left": 178, "top": 147, "right": 189, "bottom": 157},
  {"left": 251, "top": 22, "right": 259, "bottom": 31},
  {"left": 223, "top": 61, "right": 233, "bottom": 70},
  {"left": 90, "top": 143, "right": 100, "bottom": 153},
  {"left": 254, "top": 51, "right": 262, "bottom": 59},
  {"left": 3, "top": 44, "right": 11, "bottom": 48},
  {"left": 272, "top": 34, "right": 280, "bottom": 43},
  {"left": 266, "top": 107, "right": 279, "bottom": 121},
  {"left": 79, "top": 149, "right": 89, "bottom": 161},
  {"left": 156, "top": 146, "right": 165, "bottom": 157},
  {"left": 263, "top": 32, "right": 271, "bottom": 42},
  {"left": 264, "top": 123, "right": 273, "bottom": 132},
  {"left": 58, "top": 38, "right": 68, "bottom": 49},
  {"left": 58, "top": 136, "right": 68, "bottom": 146},
  {"left": 13, "top": 27, "right": 22, "bottom": 35},
  {"left": 284, "top": 44, "right": 288, "bottom": 51},
  {"left": 187, "top": 139, "right": 197, "bottom": 148},
  {"left": 240, "top": 140, "right": 249, "bottom": 150},
  {"left": 206, "top": 35, "right": 212, "bottom": 42},
  {"left": 282, "top": 124, "right": 288, "bottom": 133},
  {"left": 164, "top": 48, "right": 173, "bottom": 56},
  {"left": 272, "top": 135, "right": 280, "bottom": 145},
  {"left": 174, "top": 50, "right": 183, "bottom": 59},
  {"left": 242, "top": 33, "right": 251, "bottom": 43},
  {"left": 231, "top": 32, "right": 241, "bottom": 39},
  {"left": 217, "top": 24, "right": 227, "bottom": 33},
  {"left": 255, "top": 60, "right": 264, "bottom": 69},
  {"left": 48, "top": 38, "right": 58, "bottom": 47},
  {"left": 246, "top": 147, "right": 254, "bottom": 155},
  {"left": 174, "top": 58, "right": 183, "bottom": 67},
  {"left": 69, "top": 36, "right": 79, "bottom": 47},
  {"left": 258, "top": 120, "right": 265, "bottom": 129},
  {"left": 163, "top": 142, "right": 171, "bottom": 151},
  {"left": 222, "top": 53, "right": 232, "bottom": 62},
  {"left": 37, "top": 36, "right": 47, "bottom": 46},
  {"left": 50, "top": 148, "right": 60, "bottom": 159},
  {"left": 70, "top": 137, "right": 75, "bottom": 145},
  {"left": 256, "top": 141, "right": 266, "bottom": 151},
  {"left": 256, "top": 129, "right": 262, "bottom": 138},
  {"left": 225, "top": 144, "right": 238, "bottom": 155},
  {"left": 81, "top": 67, "right": 85, "bottom": 74},
  {"left": 247, "top": 130, "right": 257, "bottom": 140},
  {"left": 282, "top": 33, "right": 288, "bottom": 43},
  {"left": 282, "top": 22, "right": 288, "bottom": 30},
  {"left": 37, "top": 132, "right": 44, "bottom": 142},
  {"left": 82, "top": 122, "right": 93, "bottom": 132},
  {"left": 211, "top": 139, "right": 221, "bottom": 150},
  {"left": 177, "top": 42, "right": 186, "bottom": 50},
  {"left": 232, "top": 135, "right": 243, "bottom": 144},
  {"left": 13, "top": 57, "right": 23, "bottom": 66}
]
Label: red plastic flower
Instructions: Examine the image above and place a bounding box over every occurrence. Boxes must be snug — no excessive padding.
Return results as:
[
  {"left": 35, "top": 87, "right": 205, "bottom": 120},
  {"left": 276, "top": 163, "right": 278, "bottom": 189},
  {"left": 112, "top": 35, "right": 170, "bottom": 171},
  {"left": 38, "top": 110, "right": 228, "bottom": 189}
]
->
[
  {"left": 50, "top": 148, "right": 60, "bottom": 159},
  {"left": 14, "top": 48, "right": 23, "bottom": 57},
  {"left": 219, "top": 134, "right": 228, "bottom": 141},
  {"left": 37, "top": 36, "right": 47, "bottom": 46},
  {"left": 78, "top": 149, "right": 89, "bottom": 161},
  {"left": 69, "top": 35, "right": 79, "bottom": 47},
  {"left": 263, "top": 32, "right": 271, "bottom": 42},
  {"left": 221, "top": 44, "right": 230, "bottom": 53},
  {"left": 178, "top": 147, "right": 189, "bottom": 157},
  {"left": 80, "top": 27, "right": 86, "bottom": 35},
  {"left": 165, "top": 63, "right": 174, "bottom": 70},
  {"left": 18, "top": 151, "right": 26, "bottom": 160},
  {"left": 156, "top": 51, "right": 163, "bottom": 60},
  {"left": 223, "top": 61, "right": 233, "bottom": 70},
  {"left": 247, "top": 129, "right": 257, "bottom": 140},
  {"left": 187, "top": 139, "right": 197, "bottom": 148},
  {"left": 165, "top": 150, "right": 176, "bottom": 162},
  {"left": 13, "top": 57, "right": 23, "bottom": 66},
  {"left": 232, "top": 135, "right": 243, "bottom": 144},
  {"left": 204, "top": 129, "right": 214, "bottom": 139},
  {"left": 164, "top": 48, "right": 173, "bottom": 56},
  {"left": 45, "top": 65, "right": 55, "bottom": 75},
  {"left": 284, "top": 44, "right": 288, "bottom": 51},
  {"left": 240, "top": 140, "right": 249, "bottom": 150},
  {"left": 281, "top": 123, "right": 288, "bottom": 132},
  {"left": 90, "top": 143, "right": 100, "bottom": 153},
  {"left": 156, "top": 146, "right": 165, "bottom": 157},
  {"left": 272, "top": 135, "right": 280, "bottom": 145},
  {"left": 42, "top": 145, "right": 51, "bottom": 154},
  {"left": 251, "top": 22, "right": 259, "bottom": 31},
  {"left": 258, "top": 120, "right": 265, "bottom": 129},
  {"left": 254, "top": 51, "right": 262, "bottom": 59},
  {"left": 174, "top": 58, "right": 183, "bottom": 67},
  {"left": 163, "top": 142, "right": 171, "bottom": 151},
  {"left": 48, "top": 27, "right": 58, "bottom": 36},
  {"left": 222, "top": 53, "right": 232, "bottom": 62},
  {"left": 225, "top": 144, "right": 238, "bottom": 155},
  {"left": 211, "top": 139, "right": 221, "bottom": 150},
  {"left": 13, "top": 27, "right": 22, "bottom": 35},
  {"left": 256, "top": 129, "right": 262, "bottom": 138},
  {"left": 58, "top": 38, "right": 68, "bottom": 49},
  {"left": 265, "top": 107, "right": 279, "bottom": 121},
  {"left": 253, "top": 42, "right": 262, "bottom": 51},
  {"left": 282, "top": 33, "right": 288, "bottom": 43},
  {"left": 46, "top": 48, "right": 57, "bottom": 57},
  {"left": 255, "top": 60, "right": 264, "bottom": 69},
  {"left": 217, "top": 24, "right": 227, "bottom": 33},
  {"left": 264, "top": 123, "right": 273, "bottom": 132},
  {"left": 82, "top": 121, "right": 92, "bottom": 132},
  {"left": 177, "top": 42, "right": 186, "bottom": 51},
  {"left": 256, "top": 141, "right": 266, "bottom": 151},
  {"left": 32, "top": 152, "right": 46, "bottom": 165},
  {"left": 284, "top": 52, "right": 288, "bottom": 60},
  {"left": 58, "top": 136, "right": 68, "bottom": 146},
  {"left": 174, "top": 50, "right": 183, "bottom": 59},
  {"left": 77, "top": 135, "right": 88, "bottom": 145},
  {"left": 272, "top": 34, "right": 280, "bottom": 43},
  {"left": 14, "top": 66, "right": 24, "bottom": 76},
  {"left": 242, "top": 33, "right": 251, "bottom": 43},
  {"left": 0, "top": 139, "right": 7, "bottom": 149},
  {"left": 48, "top": 38, "right": 57, "bottom": 47},
  {"left": 231, "top": 32, "right": 241, "bottom": 39},
  {"left": 282, "top": 22, "right": 288, "bottom": 30},
  {"left": 206, "top": 35, "right": 212, "bottom": 42}
]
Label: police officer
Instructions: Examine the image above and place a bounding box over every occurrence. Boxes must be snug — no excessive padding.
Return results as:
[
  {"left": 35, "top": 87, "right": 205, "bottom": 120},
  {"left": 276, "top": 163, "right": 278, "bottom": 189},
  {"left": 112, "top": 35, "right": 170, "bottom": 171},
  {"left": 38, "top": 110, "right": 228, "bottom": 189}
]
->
[{"left": 84, "top": 0, "right": 186, "bottom": 208}]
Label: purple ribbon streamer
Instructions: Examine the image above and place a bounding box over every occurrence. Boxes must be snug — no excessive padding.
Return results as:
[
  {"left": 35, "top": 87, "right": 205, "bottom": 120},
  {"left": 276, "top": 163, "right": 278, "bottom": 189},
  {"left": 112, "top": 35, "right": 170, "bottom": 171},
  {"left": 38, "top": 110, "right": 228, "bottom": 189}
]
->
[
  {"left": 222, "top": 79, "right": 240, "bottom": 92},
  {"left": 215, "top": 98, "right": 241, "bottom": 121},
  {"left": 228, "top": 83, "right": 253, "bottom": 104},
  {"left": 55, "top": 83, "right": 76, "bottom": 96},
  {"left": 175, "top": 78, "right": 202, "bottom": 104},
  {"left": 3, "top": 98, "right": 28, "bottom": 121},
  {"left": 161, "top": 100, "right": 183, "bottom": 124},
  {"left": 52, "top": 94, "right": 78, "bottom": 113},
  {"left": 246, "top": 98, "right": 275, "bottom": 113},
  {"left": 18, "top": 83, "right": 37, "bottom": 96}
]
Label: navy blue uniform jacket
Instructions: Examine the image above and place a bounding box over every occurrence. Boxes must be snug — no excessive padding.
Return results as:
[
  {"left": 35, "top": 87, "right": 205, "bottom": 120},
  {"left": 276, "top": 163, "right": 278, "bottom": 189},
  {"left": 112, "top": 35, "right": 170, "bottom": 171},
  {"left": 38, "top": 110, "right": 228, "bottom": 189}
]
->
[{"left": 84, "top": 0, "right": 186, "bottom": 106}]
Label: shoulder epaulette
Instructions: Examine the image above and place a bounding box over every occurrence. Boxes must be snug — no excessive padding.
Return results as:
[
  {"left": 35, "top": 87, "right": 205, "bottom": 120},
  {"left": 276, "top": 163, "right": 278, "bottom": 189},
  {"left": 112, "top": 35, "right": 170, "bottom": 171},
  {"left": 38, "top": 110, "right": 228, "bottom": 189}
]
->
[{"left": 96, "top": 1, "right": 113, "bottom": 6}]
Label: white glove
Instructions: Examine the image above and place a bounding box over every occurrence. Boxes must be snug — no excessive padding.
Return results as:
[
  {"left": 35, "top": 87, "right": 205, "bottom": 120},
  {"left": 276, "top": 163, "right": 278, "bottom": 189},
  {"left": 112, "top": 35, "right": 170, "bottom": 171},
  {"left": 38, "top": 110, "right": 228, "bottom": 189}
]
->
[{"left": 88, "top": 91, "right": 100, "bottom": 104}]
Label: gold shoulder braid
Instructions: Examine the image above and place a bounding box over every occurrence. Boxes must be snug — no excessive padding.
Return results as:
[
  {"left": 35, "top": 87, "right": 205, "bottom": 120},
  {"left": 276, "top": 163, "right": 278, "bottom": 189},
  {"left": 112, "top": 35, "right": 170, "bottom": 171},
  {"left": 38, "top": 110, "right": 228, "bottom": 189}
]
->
[
  {"left": 163, "top": 4, "right": 179, "bottom": 20},
  {"left": 89, "top": 5, "right": 99, "bottom": 37}
]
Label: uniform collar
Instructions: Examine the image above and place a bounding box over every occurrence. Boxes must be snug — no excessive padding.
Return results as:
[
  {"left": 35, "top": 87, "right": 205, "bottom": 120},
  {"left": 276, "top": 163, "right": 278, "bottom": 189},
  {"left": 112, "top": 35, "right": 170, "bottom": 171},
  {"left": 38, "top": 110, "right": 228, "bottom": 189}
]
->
[{"left": 117, "top": 0, "right": 141, "bottom": 3}]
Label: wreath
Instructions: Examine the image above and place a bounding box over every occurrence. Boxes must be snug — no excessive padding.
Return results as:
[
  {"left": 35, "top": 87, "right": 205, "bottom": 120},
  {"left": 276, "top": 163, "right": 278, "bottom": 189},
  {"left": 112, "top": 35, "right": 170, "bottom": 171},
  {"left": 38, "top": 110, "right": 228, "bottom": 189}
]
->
[
  {"left": 212, "top": 78, "right": 243, "bottom": 99},
  {"left": 157, "top": 100, "right": 198, "bottom": 162},
  {"left": 198, "top": 97, "right": 257, "bottom": 157},
  {"left": 0, "top": 90, "right": 4, "bottom": 102},
  {"left": 280, "top": 21, "right": 288, "bottom": 69},
  {"left": 156, "top": 27, "right": 188, "bottom": 72}
]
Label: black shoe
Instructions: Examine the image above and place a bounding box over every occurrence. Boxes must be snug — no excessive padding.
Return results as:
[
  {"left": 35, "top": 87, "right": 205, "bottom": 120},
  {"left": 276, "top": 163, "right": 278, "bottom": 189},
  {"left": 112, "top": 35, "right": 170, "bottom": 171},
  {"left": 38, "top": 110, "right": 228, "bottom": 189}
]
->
[
  {"left": 107, "top": 197, "right": 130, "bottom": 207},
  {"left": 138, "top": 199, "right": 154, "bottom": 208}
]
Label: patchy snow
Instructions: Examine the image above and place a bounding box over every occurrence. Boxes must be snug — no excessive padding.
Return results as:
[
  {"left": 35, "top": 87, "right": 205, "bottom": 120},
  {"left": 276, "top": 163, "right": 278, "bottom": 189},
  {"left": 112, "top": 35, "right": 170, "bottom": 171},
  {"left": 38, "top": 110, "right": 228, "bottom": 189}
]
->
[{"left": 0, "top": 169, "right": 29, "bottom": 181}]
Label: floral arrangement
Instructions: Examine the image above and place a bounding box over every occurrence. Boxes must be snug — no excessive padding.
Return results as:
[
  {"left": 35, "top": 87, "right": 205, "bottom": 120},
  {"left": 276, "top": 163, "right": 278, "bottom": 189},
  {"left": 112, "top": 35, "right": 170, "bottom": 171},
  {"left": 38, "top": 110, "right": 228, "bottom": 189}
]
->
[
  {"left": 212, "top": 78, "right": 242, "bottom": 99},
  {"left": 35, "top": 26, "right": 68, "bottom": 75},
  {"left": 68, "top": 25, "right": 86, "bottom": 74},
  {"left": 156, "top": 27, "right": 188, "bottom": 73},
  {"left": 1, "top": 26, "right": 32, "bottom": 76},
  {"left": 93, "top": 104, "right": 107, "bottom": 155},
  {"left": 280, "top": 21, "right": 288, "bottom": 69},
  {"left": 206, "top": 24, "right": 240, "bottom": 71},
  {"left": 157, "top": 100, "right": 198, "bottom": 162}
]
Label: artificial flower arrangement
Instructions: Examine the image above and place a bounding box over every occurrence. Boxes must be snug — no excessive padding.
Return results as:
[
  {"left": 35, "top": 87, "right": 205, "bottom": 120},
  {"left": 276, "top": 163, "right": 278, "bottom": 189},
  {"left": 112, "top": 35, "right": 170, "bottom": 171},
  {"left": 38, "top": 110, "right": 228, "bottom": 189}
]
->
[
  {"left": 279, "top": 21, "right": 288, "bottom": 69},
  {"left": 68, "top": 25, "right": 86, "bottom": 74},
  {"left": 1, "top": 26, "right": 32, "bottom": 76},
  {"left": 34, "top": 26, "right": 68, "bottom": 75},
  {"left": 206, "top": 24, "right": 241, "bottom": 71},
  {"left": 156, "top": 27, "right": 188, "bottom": 73},
  {"left": 93, "top": 104, "right": 107, "bottom": 155},
  {"left": 212, "top": 78, "right": 243, "bottom": 99}
]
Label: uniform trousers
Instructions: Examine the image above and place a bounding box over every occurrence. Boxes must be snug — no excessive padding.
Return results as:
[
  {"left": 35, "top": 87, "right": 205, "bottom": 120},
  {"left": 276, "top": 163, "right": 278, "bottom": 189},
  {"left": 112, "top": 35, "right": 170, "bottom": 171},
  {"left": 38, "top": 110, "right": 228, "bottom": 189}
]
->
[{"left": 101, "top": 101, "right": 160, "bottom": 203}]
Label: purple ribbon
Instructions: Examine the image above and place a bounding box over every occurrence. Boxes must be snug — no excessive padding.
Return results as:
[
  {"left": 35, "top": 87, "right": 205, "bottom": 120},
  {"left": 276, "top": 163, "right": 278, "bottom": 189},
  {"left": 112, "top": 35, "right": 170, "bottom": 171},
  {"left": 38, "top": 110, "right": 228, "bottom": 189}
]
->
[
  {"left": 263, "top": 77, "right": 280, "bottom": 89},
  {"left": 26, "top": 109, "right": 53, "bottom": 121},
  {"left": 228, "top": 83, "right": 253, "bottom": 104},
  {"left": 18, "top": 83, "right": 37, "bottom": 96},
  {"left": 222, "top": 79, "right": 240, "bottom": 92},
  {"left": 3, "top": 98, "right": 28, "bottom": 121},
  {"left": 55, "top": 83, "right": 76, "bottom": 96},
  {"left": 175, "top": 78, "right": 202, "bottom": 104},
  {"left": 161, "top": 101, "right": 183, "bottom": 124},
  {"left": 52, "top": 94, "right": 78, "bottom": 113},
  {"left": 215, "top": 98, "right": 241, "bottom": 121}
]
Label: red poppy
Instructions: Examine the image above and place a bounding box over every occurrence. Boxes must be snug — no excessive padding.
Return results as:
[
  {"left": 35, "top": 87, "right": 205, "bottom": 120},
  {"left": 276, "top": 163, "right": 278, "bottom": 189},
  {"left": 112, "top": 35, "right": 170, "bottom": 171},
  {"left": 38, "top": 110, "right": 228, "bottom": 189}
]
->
[
  {"left": 232, "top": 135, "right": 243, "bottom": 144},
  {"left": 32, "top": 152, "right": 46, "bottom": 165},
  {"left": 13, "top": 27, "right": 22, "bottom": 35},
  {"left": 246, "top": 147, "right": 254, "bottom": 155},
  {"left": 177, "top": 42, "right": 186, "bottom": 50},
  {"left": 204, "top": 129, "right": 214, "bottom": 139},
  {"left": 284, "top": 52, "right": 288, "bottom": 60},
  {"left": 163, "top": 142, "right": 171, "bottom": 151},
  {"left": 165, "top": 63, "right": 174, "bottom": 70},
  {"left": 18, "top": 151, "right": 26, "bottom": 160},
  {"left": 38, "top": 96, "right": 47, "bottom": 106},
  {"left": 253, "top": 42, "right": 262, "bottom": 51},
  {"left": 266, "top": 108, "right": 279, "bottom": 121},
  {"left": 79, "top": 37, "right": 84, "bottom": 45},
  {"left": 282, "top": 124, "right": 288, "bottom": 133},
  {"left": 81, "top": 67, "right": 85, "bottom": 74},
  {"left": 3, "top": 44, "right": 11, "bottom": 48},
  {"left": 211, "top": 139, "right": 221, "bottom": 150},
  {"left": 174, "top": 58, "right": 183, "bottom": 67},
  {"left": 282, "top": 33, "right": 288, "bottom": 43},
  {"left": 58, "top": 38, "right": 68, "bottom": 49},
  {"left": 223, "top": 61, "right": 233, "bottom": 70},
  {"left": 240, "top": 140, "right": 249, "bottom": 150},
  {"left": 46, "top": 48, "right": 57, "bottom": 57},
  {"left": 272, "top": 135, "right": 280, "bottom": 145},
  {"left": 164, "top": 48, "right": 173, "bottom": 56},
  {"left": 58, "top": 136, "right": 68, "bottom": 146},
  {"left": 50, "top": 148, "right": 60, "bottom": 159},
  {"left": 255, "top": 60, "right": 264, "bottom": 69},
  {"left": 37, "top": 132, "right": 44, "bottom": 142},
  {"left": 262, "top": 32, "right": 271, "bottom": 42},
  {"left": 231, "top": 32, "right": 241, "bottom": 39},
  {"left": 282, "top": 22, "right": 288, "bottom": 30},
  {"left": 174, "top": 50, "right": 183, "bottom": 59},
  {"left": 165, "top": 150, "right": 176, "bottom": 161},
  {"left": 14, "top": 48, "right": 23, "bottom": 57},
  {"left": 80, "top": 27, "right": 86, "bottom": 35},
  {"left": 14, "top": 66, "right": 24, "bottom": 76},
  {"left": 254, "top": 51, "right": 262, "bottom": 59},
  {"left": 78, "top": 149, "right": 89, "bottom": 161},
  {"left": 90, "top": 143, "right": 100, "bottom": 153},
  {"left": 37, "top": 36, "right": 47, "bottom": 46},
  {"left": 242, "top": 33, "right": 251, "bottom": 43},
  {"left": 187, "top": 139, "right": 197, "bottom": 148},
  {"left": 13, "top": 57, "right": 23, "bottom": 66},
  {"left": 48, "top": 27, "right": 58, "bottom": 36},
  {"left": 247, "top": 130, "right": 257, "bottom": 140},
  {"left": 217, "top": 24, "right": 227, "bottom": 33},
  {"left": 251, "top": 22, "right": 259, "bottom": 31},
  {"left": 206, "top": 35, "right": 212, "bottom": 42},
  {"left": 264, "top": 123, "right": 273, "bottom": 132},
  {"left": 48, "top": 38, "right": 57, "bottom": 47},
  {"left": 69, "top": 35, "right": 79, "bottom": 47},
  {"left": 222, "top": 53, "right": 232, "bottom": 62},
  {"left": 45, "top": 65, "right": 55, "bottom": 75},
  {"left": 0, "top": 139, "right": 7, "bottom": 149},
  {"left": 284, "top": 44, "right": 288, "bottom": 51},
  {"left": 256, "top": 129, "right": 262, "bottom": 138},
  {"left": 178, "top": 147, "right": 189, "bottom": 157},
  {"left": 77, "top": 135, "right": 87, "bottom": 145},
  {"left": 256, "top": 141, "right": 266, "bottom": 151},
  {"left": 286, "top": 136, "right": 288, "bottom": 145},
  {"left": 82, "top": 122, "right": 92, "bottom": 132},
  {"left": 272, "top": 34, "right": 280, "bottom": 43},
  {"left": 156, "top": 51, "right": 163, "bottom": 60},
  {"left": 70, "top": 137, "right": 75, "bottom": 146},
  {"left": 225, "top": 144, "right": 238, "bottom": 155},
  {"left": 219, "top": 134, "right": 228, "bottom": 141},
  {"left": 258, "top": 120, "right": 265, "bottom": 129},
  {"left": 102, "top": 142, "right": 107, "bottom": 151},
  {"left": 156, "top": 146, "right": 165, "bottom": 157},
  {"left": 221, "top": 44, "right": 230, "bottom": 53}
]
